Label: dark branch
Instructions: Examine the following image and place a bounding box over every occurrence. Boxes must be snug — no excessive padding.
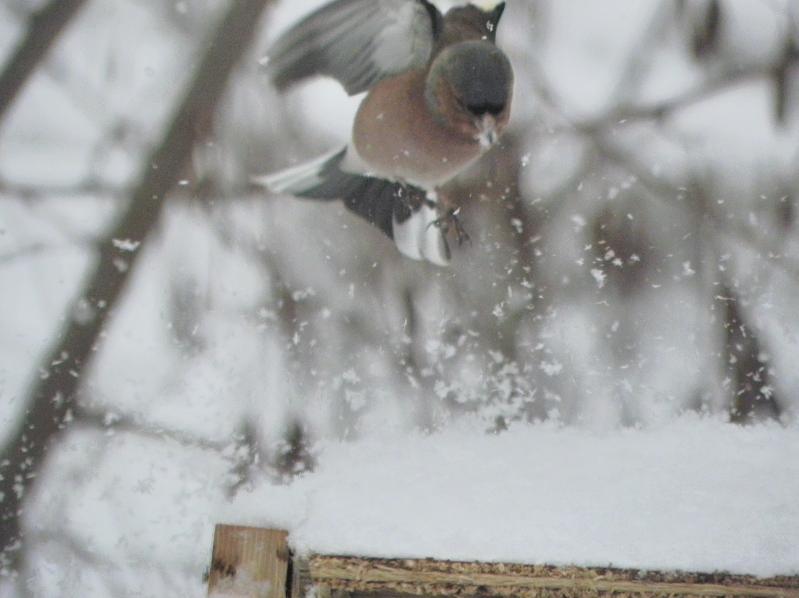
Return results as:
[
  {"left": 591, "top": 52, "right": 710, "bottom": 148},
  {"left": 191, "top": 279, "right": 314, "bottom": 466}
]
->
[
  {"left": 0, "top": 0, "right": 274, "bottom": 569},
  {"left": 74, "top": 406, "right": 230, "bottom": 453},
  {"left": 0, "top": 0, "right": 89, "bottom": 126},
  {"left": 590, "top": 136, "right": 799, "bottom": 284},
  {"left": 717, "top": 284, "right": 782, "bottom": 423}
]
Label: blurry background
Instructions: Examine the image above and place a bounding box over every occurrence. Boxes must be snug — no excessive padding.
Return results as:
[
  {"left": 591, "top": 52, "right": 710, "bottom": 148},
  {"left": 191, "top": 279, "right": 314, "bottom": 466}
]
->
[{"left": 1, "top": 0, "right": 798, "bottom": 595}]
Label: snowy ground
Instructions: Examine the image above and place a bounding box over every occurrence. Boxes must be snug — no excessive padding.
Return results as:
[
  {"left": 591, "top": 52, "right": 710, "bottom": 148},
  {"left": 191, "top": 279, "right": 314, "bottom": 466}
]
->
[{"left": 224, "top": 416, "right": 799, "bottom": 578}]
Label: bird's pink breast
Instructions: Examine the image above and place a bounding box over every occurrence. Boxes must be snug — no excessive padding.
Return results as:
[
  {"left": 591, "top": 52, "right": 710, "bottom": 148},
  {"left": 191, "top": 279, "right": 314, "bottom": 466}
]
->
[{"left": 352, "top": 71, "right": 481, "bottom": 188}]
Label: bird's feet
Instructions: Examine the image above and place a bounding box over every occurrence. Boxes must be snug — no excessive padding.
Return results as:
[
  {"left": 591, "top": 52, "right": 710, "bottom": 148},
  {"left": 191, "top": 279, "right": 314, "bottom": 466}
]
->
[
  {"left": 430, "top": 207, "right": 471, "bottom": 247},
  {"left": 392, "top": 188, "right": 451, "bottom": 266}
]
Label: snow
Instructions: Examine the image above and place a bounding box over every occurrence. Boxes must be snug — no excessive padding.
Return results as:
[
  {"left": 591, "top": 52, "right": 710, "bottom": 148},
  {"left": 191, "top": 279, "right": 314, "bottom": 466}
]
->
[
  {"left": 224, "top": 416, "right": 799, "bottom": 578},
  {"left": 209, "top": 576, "right": 271, "bottom": 598},
  {"left": 2, "top": 0, "right": 799, "bottom": 595}
]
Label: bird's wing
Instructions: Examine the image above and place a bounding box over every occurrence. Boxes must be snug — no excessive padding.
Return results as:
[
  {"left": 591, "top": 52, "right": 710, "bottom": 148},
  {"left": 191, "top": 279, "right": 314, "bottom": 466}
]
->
[
  {"left": 254, "top": 149, "right": 451, "bottom": 266},
  {"left": 265, "top": 0, "right": 442, "bottom": 95}
]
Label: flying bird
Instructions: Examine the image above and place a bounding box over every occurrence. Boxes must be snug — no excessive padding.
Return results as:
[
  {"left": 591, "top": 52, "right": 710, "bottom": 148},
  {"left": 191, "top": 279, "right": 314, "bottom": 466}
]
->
[{"left": 257, "top": 0, "right": 514, "bottom": 266}]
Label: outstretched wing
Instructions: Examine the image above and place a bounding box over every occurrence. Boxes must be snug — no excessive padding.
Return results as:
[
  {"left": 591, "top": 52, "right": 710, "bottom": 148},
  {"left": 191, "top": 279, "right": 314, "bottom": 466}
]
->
[
  {"left": 266, "top": 0, "right": 442, "bottom": 95},
  {"left": 254, "top": 149, "right": 451, "bottom": 265}
]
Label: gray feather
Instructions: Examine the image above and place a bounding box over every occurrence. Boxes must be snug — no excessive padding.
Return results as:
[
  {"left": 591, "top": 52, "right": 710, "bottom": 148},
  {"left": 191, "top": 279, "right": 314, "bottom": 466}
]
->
[{"left": 266, "top": 0, "right": 440, "bottom": 95}]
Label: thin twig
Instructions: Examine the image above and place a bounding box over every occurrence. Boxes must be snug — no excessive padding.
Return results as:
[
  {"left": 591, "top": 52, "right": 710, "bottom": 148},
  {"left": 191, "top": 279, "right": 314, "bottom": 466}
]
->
[
  {"left": 0, "top": 240, "right": 94, "bottom": 266},
  {"left": 74, "top": 406, "right": 231, "bottom": 453}
]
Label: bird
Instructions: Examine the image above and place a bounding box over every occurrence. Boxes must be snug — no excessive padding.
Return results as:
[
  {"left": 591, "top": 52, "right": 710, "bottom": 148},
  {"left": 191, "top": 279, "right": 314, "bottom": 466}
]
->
[{"left": 256, "top": 0, "right": 514, "bottom": 266}]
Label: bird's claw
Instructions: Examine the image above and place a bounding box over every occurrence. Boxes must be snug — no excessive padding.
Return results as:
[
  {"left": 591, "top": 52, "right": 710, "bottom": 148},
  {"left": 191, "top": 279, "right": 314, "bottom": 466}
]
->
[{"left": 430, "top": 208, "right": 471, "bottom": 247}]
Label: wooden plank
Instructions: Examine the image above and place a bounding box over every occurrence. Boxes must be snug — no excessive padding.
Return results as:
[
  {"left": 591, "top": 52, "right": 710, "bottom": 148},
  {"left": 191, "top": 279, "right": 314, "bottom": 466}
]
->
[
  {"left": 289, "top": 545, "right": 311, "bottom": 598},
  {"left": 303, "top": 556, "right": 799, "bottom": 598},
  {"left": 207, "top": 525, "right": 289, "bottom": 598}
]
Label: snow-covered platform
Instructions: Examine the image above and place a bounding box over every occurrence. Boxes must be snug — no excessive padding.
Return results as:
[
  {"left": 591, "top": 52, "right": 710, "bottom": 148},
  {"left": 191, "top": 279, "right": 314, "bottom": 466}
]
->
[{"left": 216, "top": 417, "right": 799, "bottom": 595}]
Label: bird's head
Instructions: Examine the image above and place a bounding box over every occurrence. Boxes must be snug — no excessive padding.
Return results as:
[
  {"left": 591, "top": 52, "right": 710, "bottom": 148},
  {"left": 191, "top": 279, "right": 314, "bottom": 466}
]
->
[
  {"left": 425, "top": 40, "right": 514, "bottom": 149},
  {"left": 459, "top": 1, "right": 507, "bottom": 41}
]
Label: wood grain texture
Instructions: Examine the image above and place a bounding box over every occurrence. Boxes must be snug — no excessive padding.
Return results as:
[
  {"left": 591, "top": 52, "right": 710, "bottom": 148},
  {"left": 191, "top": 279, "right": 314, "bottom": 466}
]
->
[
  {"left": 208, "top": 526, "right": 289, "bottom": 598},
  {"left": 302, "top": 556, "right": 799, "bottom": 598}
]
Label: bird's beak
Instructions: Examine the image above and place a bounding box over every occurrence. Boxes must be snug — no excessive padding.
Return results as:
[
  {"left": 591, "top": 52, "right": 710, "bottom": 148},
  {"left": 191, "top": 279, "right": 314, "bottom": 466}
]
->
[{"left": 476, "top": 115, "right": 498, "bottom": 149}]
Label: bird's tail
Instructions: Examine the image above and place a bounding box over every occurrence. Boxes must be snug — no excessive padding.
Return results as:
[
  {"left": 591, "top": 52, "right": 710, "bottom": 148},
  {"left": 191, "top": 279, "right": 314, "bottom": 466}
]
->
[
  {"left": 252, "top": 148, "right": 344, "bottom": 197},
  {"left": 254, "top": 149, "right": 451, "bottom": 266}
]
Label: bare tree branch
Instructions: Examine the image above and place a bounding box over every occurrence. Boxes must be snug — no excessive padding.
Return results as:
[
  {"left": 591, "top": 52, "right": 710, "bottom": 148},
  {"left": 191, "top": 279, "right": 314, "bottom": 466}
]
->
[
  {"left": 610, "top": 67, "right": 774, "bottom": 124},
  {"left": 529, "top": 55, "right": 794, "bottom": 139},
  {"left": 2, "top": 0, "right": 151, "bottom": 159},
  {"left": 717, "top": 284, "right": 782, "bottom": 423},
  {"left": 591, "top": 136, "right": 799, "bottom": 283},
  {"left": 0, "top": 240, "right": 95, "bottom": 266},
  {"left": 74, "top": 406, "right": 230, "bottom": 453},
  {"left": 0, "top": 0, "right": 89, "bottom": 126},
  {"left": 0, "top": 0, "right": 274, "bottom": 568},
  {"left": 605, "top": 1, "right": 674, "bottom": 108},
  {"left": 0, "top": 179, "right": 124, "bottom": 200}
]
